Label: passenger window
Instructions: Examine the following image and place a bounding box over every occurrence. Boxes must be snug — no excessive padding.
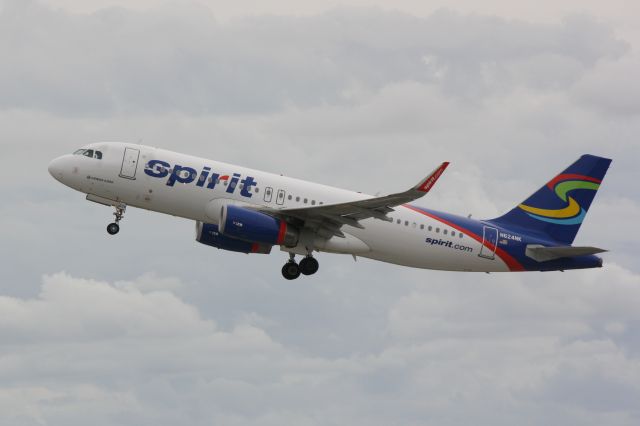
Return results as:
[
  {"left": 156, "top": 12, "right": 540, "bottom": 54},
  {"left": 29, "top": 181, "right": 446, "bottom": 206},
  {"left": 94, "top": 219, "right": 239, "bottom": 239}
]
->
[
  {"left": 311, "top": 200, "right": 316, "bottom": 205},
  {"left": 436, "top": 227, "right": 440, "bottom": 233},
  {"left": 404, "top": 221, "right": 409, "bottom": 226},
  {"left": 288, "top": 195, "right": 292, "bottom": 200},
  {"left": 296, "top": 196, "right": 300, "bottom": 202},
  {"left": 397, "top": 219, "right": 401, "bottom": 224},
  {"left": 420, "top": 224, "right": 424, "bottom": 230},
  {"left": 444, "top": 229, "right": 448, "bottom": 235},
  {"left": 428, "top": 226, "right": 432, "bottom": 231},
  {"left": 255, "top": 187, "right": 260, "bottom": 193},
  {"left": 459, "top": 233, "right": 464, "bottom": 238},
  {"left": 304, "top": 198, "right": 308, "bottom": 204}
]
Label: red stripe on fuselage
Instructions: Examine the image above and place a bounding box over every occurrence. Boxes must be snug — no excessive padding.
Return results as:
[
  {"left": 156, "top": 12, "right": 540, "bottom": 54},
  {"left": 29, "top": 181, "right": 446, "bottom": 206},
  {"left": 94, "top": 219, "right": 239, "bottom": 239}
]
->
[
  {"left": 276, "top": 220, "right": 287, "bottom": 245},
  {"left": 404, "top": 205, "right": 525, "bottom": 272},
  {"left": 546, "top": 174, "right": 601, "bottom": 190}
]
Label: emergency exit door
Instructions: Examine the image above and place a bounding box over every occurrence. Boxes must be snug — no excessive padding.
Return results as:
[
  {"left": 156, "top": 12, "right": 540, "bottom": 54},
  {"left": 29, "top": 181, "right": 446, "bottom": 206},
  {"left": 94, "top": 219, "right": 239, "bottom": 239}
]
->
[
  {"left": 478, "top": 226, "right": 499, "bottom": 260},
  {"left": 119, "top": 147, "right": 140, "bottom": 179}
]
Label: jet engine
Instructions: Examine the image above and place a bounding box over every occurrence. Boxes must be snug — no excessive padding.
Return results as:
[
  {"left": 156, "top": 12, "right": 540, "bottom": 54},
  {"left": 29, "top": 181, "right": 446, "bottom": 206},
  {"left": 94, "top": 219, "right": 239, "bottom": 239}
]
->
[
  {"left": 196, "top": 221, "right": 272, "bottom": 254},
  {"left": 219, "top": 205, "right": 299, "bottom": 247}
]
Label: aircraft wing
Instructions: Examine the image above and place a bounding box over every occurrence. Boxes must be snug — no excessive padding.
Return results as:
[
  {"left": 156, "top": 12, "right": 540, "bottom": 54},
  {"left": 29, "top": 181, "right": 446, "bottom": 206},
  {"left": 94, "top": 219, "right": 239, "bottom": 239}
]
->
[{"left": 259, "top": 162, "right": 449, "bottom": 238}]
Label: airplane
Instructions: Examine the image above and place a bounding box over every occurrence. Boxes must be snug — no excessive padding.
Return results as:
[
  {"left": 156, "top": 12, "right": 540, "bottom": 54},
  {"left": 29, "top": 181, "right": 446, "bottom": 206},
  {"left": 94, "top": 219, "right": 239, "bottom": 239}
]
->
[{"left": 48, "top": 143, "right": 611, "bottom": 279}]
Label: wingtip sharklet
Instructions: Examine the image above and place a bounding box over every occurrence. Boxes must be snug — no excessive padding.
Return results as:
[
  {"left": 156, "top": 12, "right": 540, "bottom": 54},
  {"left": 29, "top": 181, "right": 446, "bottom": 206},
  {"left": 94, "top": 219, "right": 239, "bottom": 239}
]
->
[{"left": 415, "top": 162, "right": 450, "bottom": 193}]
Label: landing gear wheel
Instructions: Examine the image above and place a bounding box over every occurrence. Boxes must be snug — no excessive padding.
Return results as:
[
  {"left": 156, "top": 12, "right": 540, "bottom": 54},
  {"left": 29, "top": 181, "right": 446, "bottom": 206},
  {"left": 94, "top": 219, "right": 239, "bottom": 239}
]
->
[
  {"left": 299, "top": 256, "right": 319, "bottom": 276},
  {"left": 107, "top": 223, "right": 120, "bottom": 235},
  {"left": 282, "top": 262, "right": 301, "bottom": 280},
  {"left": 107, "top": 204, "right": 126, "bottom": 236}
]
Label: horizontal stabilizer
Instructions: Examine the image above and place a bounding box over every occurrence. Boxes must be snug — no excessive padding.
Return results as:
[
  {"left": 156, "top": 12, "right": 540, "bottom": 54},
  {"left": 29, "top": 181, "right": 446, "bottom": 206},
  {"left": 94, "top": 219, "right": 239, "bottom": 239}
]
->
[{"left": 525, "top": 245, "right": 607, "bottom": 262}]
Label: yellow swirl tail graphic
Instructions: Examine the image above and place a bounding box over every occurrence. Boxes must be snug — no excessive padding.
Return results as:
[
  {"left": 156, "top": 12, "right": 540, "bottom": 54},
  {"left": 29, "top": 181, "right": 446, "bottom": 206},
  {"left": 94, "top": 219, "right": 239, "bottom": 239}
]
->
[{"left": 519, "top": 196, "right": 581, "bottom": 219}]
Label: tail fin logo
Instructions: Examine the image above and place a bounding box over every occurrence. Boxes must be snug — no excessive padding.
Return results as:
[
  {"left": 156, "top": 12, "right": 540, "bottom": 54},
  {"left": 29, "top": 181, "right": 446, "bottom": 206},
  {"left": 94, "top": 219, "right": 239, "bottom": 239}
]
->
[{"left": 518, "top": 174, "right": 601, "bottom": 225}]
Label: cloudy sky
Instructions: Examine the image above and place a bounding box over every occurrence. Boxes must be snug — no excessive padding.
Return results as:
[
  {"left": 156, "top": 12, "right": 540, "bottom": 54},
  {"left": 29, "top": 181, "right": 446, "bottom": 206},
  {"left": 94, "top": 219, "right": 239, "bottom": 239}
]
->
[{"left": 1, "top": 0, "right": 639, "bottom": 424}]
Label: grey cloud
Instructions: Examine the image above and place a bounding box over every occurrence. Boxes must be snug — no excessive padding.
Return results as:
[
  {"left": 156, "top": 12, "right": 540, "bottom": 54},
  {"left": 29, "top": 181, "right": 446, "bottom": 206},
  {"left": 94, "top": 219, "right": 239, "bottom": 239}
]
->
[
  {"left": 2, "top": 271, "right": 640, "bottom": 426},
  {"left": 0, "top": 268, "right": 640, "bottom": 425},
  {"left": 530, "top": 367, "right": 640, "bottom": 412},
  {"left": 572, "top": 53, "right": 640, "bottom": 116},
  {"left": 0, "top": 2, "right": 628, "bottom": 115}
]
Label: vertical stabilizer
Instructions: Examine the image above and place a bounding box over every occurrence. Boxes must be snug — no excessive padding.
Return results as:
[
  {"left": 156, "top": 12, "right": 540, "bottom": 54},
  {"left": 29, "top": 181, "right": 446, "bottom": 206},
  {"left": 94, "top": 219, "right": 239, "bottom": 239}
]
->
[{"left": 490, "top": 155, "right": 611, "bottom": 244}]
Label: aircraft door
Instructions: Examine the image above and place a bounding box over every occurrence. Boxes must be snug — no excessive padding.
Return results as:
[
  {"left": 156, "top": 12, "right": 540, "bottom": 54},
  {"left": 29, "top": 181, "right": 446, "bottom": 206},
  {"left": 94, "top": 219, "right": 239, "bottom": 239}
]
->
[
  {"left": 276, "top": 189, "right": 285, "bottom": 205},
  {"left": 479, "top": 225, "right": 499, "bottom": 260},
  {"left": 264, "top": 186, "right": 273, "bottom": 203},
  {"left": 119, "top": 147, "right": 140, "bottom": 180}
]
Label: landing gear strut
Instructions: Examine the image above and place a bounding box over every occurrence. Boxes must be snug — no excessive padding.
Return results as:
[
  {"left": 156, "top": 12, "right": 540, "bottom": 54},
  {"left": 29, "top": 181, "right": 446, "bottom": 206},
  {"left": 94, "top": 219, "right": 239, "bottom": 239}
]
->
[
  {"left": 281, "top": 253, "right": 319, "bottom": 280},
  {"left": 107, "top": 204, "right": 126, "bottom": 235}
]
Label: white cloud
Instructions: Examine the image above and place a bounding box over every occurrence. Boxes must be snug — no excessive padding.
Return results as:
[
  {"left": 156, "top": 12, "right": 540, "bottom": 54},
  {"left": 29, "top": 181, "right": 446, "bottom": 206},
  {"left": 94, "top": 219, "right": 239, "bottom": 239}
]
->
[
  {"left": 0, "top": 272, "right": 213, "bottom": 341},
  {"left": 1, "top": 271, "right": 640, "bottom": 425}
]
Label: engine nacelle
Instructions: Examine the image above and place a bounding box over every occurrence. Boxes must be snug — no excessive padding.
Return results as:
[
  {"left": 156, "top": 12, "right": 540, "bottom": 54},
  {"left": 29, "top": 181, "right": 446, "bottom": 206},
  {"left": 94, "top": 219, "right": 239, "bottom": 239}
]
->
[
  {"left": 219, "top": 205, "right": 299, "bottom": 247},
  {"left": 196, "top": 221, "right": 272, "bottom": 254}
]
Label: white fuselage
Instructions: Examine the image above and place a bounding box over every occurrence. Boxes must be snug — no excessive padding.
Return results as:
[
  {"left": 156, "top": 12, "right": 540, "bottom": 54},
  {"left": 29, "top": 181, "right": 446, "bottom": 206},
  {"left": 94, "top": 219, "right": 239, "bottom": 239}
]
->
[{"left": 49, "top": 142, "right": 511, "bottom": 272}]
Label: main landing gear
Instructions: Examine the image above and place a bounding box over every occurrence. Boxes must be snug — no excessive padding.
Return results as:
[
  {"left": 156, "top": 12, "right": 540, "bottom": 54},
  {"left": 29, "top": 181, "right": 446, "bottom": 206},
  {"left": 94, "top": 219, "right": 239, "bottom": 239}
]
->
[
  {"left": 107, "top": 204, "right": 126, "bottom": 235},
  {"left": 282, "top": 253, "right": 320, "bottom": 280}
]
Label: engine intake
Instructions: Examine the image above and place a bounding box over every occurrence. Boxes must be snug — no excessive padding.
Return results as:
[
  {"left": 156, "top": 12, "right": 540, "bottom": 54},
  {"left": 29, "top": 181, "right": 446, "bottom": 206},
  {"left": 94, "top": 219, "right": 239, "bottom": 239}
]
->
[
  {"left": 196, "top": 222, "right": 272, "bottom": 254},
  {"left": 219, "top": 205, "right": 299, "bottom": 247}
]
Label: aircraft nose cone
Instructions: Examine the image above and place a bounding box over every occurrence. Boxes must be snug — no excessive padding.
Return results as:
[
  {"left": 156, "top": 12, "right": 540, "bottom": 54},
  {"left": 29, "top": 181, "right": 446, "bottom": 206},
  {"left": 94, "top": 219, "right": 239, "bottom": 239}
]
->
[{"left": 48, "top": 156, "right": 65, "bottom": 181}]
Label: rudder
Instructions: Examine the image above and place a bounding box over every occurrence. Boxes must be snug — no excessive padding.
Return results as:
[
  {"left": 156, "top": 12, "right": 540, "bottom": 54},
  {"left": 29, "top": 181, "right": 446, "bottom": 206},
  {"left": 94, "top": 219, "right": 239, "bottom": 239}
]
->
[{"left": 490, "top": 154, "right": 612, "bottom": 244}]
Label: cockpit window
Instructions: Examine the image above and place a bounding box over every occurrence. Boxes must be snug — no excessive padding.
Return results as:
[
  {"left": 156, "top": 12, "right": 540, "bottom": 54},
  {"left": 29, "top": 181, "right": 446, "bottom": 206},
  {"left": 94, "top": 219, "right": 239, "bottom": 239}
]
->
[{"left": 73, "top": 149, "right": 102, "bottom": 159}]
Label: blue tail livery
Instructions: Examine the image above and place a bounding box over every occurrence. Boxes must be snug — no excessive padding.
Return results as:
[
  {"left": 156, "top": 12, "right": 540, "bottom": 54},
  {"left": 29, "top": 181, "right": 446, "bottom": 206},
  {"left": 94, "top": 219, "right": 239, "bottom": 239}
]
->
[{"left": 490, "top": 154, "right": 612, "bottom": 245}]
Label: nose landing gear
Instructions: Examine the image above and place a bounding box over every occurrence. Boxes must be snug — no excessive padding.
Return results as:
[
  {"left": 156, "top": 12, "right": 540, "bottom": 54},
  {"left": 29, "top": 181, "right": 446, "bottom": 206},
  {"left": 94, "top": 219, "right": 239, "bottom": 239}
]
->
[
  {"left": 281, "top": 253, "right": 319, "bottom": 280},
  {"left": 107, "top": 204, "right": 126, "bottom": 235}
]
